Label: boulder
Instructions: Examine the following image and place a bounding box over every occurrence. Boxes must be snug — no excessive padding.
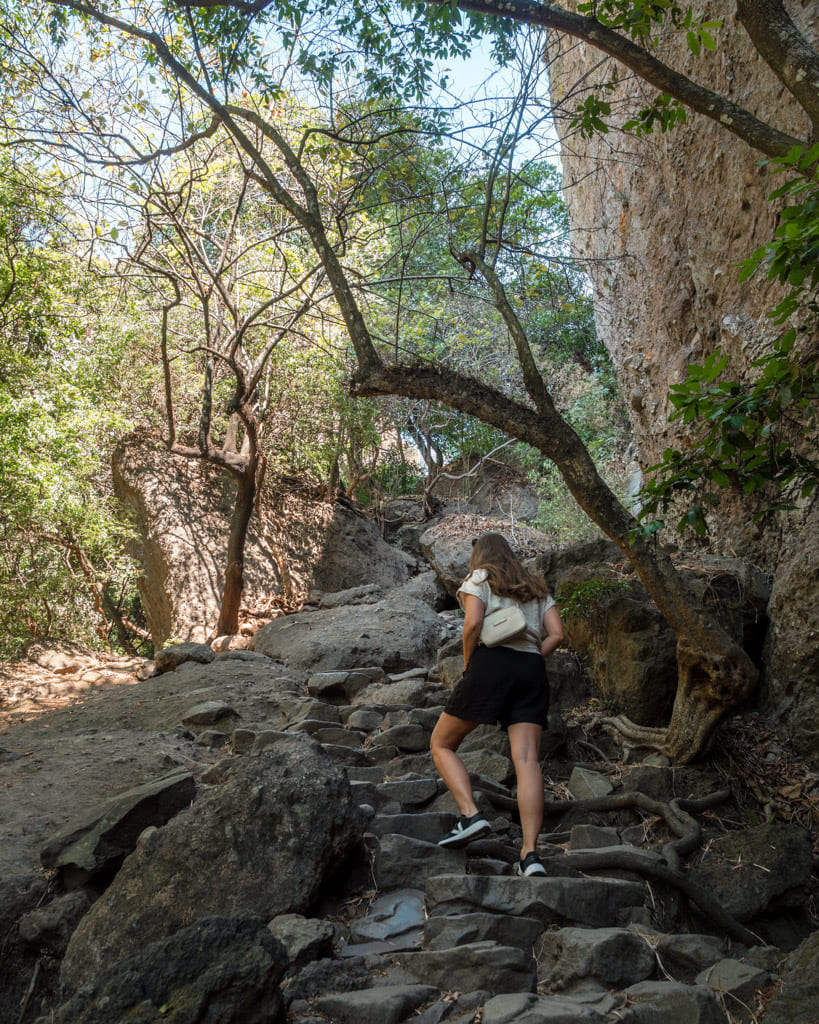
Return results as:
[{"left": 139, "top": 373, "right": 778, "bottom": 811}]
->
[
  {"left": 425, "top": 874, "right": 646, "bottom": 929},
  {"left": 650, "top": 933, "right": 728, "bottom": 984},
  {"left": 761, "top": 930, "right": 819, "bottom": 1024},
  {"left": 154, "top": 643, "right": 215, "bottom": 674},
  {"left": 762, "top": 500, "right": 819, "bottom": 767},
  {"left": 60, "top": 734, "right": 364, "bottom": 991},
  {"left": 46, "top": 916, "right": 286, "bottom": 1024},
  {"left": 267, "top": 914, "right": 334, "bottom": 969},
  {"left": 557, "top": 554, "right": 770, "bottom": 726},
  {"left": 373, "top": 834, "right": 464, "bottom": 890},
  {"left": 318, "top": 584, "right": 386, "bottom": 608},
  {"left": 616, "top": 981, "right": 726, "bottom": 1024},
  {"left": 313, "top": 984, "right": 439, "bottom": 1024},
  {"left": 482, "top": 992, "right": 608, "bottom": 1024},
  {"left": 393, "top": 941, "right": 537, "bottom": 995},
  {"left": 695, "top": 958, "right": 771, "bottom": 1016},
  {"left": 40, "top": 768, "right": 195, "bottom": 886},
  {"left": 424, "top": 912, "right": 545, "bottom": 953},
  {"left": 692, "top": 822, "right": 813, "bottom": 921},
  {"left": 537, "top": 927, "right": 656, "bottom": 990},
  {"left": 253, "top": 594, "right": 443, "bottom": 674},
  {"left": 113, "top": 439, "right": 407, "bottom": 646},
  {"left": 397, "top": 571, "right": 450, "bottom": 611},
  {"left": 18, "top": 891, "right": 92, "bottom": 956}
]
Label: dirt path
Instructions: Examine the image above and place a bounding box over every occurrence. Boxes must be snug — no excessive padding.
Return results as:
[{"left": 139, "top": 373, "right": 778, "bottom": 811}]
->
[{"left": 0, "top": 652, "right": 278, "bottom": 880}]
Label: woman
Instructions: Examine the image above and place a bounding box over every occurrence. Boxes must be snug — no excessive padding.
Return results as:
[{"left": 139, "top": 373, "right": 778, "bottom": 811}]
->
[{"left": 430, "top": 532, "right": 564, "bottom": 877}]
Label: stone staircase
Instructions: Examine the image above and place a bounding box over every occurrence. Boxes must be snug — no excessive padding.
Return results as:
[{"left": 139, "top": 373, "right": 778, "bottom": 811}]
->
[{"left": 274, "top": 664, "right": 779, "bottom": 1024}]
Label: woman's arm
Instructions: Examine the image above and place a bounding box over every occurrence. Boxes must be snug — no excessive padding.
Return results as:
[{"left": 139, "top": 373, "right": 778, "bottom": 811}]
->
[
  {"left": 462, "top": 593, "right": 485, "bottom": 669},
  {"left": 539, "top": 605, "right": 565, "bottom": 659}
]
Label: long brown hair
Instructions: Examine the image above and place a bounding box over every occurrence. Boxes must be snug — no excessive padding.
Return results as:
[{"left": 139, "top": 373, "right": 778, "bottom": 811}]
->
[{"left": 469, "top": 532, "right": 549, "bottom": 602}]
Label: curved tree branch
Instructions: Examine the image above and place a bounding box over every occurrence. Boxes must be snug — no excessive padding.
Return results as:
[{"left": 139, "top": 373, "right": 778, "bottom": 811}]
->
[
  {"left": 736, "top": 0, "right": 819, "bottom": 140},
  {"left": 438, "top": 0, "right": 806, "bottom": 158}
]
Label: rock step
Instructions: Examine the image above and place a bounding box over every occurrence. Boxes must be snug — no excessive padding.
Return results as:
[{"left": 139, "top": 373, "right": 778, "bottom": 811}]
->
[{"left": 425, "top": 873, "right": 647, "bottom": 930}]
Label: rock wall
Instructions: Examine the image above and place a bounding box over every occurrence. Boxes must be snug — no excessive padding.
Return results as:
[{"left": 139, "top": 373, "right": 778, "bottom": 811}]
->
[
  {"left": 548, "top": 3, "right": 819, "bottom": 765},
  {"left": 112, "top": 438, "right": 408, "bottom": 648},
  {"left": 548, "top": 0, "right": 818, "bottom": 561}
]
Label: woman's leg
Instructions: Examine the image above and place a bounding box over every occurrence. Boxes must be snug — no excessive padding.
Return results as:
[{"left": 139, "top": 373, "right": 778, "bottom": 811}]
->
[
  {"left": 430, "top": 712, "right": 480, "bottom": 816},
  {"left": 508, "top": 721, "right": 544, "bottom": 857}
]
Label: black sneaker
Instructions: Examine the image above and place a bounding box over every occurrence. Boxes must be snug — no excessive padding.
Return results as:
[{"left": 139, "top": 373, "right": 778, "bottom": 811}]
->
[
  {"left": 437, "top": 812, "right": 491, "bottom": 848},
  {"left": 515, "top": 851, "right": 547, "bottom": 877}
]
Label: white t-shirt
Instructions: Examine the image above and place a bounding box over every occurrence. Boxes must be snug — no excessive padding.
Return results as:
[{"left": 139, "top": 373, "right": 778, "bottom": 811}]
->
[{"left": 457, "top": 568, "right": 556, "bottom": 656}]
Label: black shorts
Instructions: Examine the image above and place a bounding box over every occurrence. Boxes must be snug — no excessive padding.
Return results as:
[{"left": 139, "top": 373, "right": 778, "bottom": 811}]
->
[{"left": 444, "top": 645, "right": 549, "bottom": 729}]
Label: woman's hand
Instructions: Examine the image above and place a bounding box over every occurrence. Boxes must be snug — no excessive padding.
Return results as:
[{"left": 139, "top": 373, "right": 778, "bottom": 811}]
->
[
  {"left": 462, "top": 593, "right": 485, "bottom": 669},
  {"left": 540, "top": 605, "right": 565, "bottom": 659}
]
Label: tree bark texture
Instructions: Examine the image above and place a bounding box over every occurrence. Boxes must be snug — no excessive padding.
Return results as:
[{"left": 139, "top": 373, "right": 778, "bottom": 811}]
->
[{"left": 215, "top": 470, "right": 256, "bottom": 638}]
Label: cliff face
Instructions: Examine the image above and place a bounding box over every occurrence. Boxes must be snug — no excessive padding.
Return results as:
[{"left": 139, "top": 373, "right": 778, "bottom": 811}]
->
[
  {"left": 548, "top": 1, "right": 819, "bottom": 765},
  {"left": 549, "top": 0, "right": 817, "bottom": 560},
  {"left": 112, "top": 438, "right": 407, "bottom": 647}
]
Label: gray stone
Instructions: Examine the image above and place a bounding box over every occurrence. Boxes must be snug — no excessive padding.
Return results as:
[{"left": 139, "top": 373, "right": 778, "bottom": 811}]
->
[
  {"left": 181, "top": 700, "right": 238, "bottom": 726},
  {"left": 313, "top": 984, "right": 438, "bottom": 1024},
  {"left": 375, "top": 778, "right": 437, "bottom": 810},
  {"left": 344, "top": 765, "right": 388, "bottom": 784},
  {"left": 281, "top": 698, "right": 340, "bottom": 725},
  {"left": 346, "top": 709, "right": 385, "bottom": 732},
  {"left": 268, "top": 914, "right": 334, "bottom": 968},
  {"left": 693, "top": 822, "right": 814, "bottom": 921},
  {"left": 214, "top": 648, "right": 270, "bottom": 663},
  {"left": 460, "top": 749, "right": 514, "bottom": 786},
  {"left": 617, "top": 981, "right": 726, "bottom": 1024},
  {"left": 40, "top": 769, "right": 195, "bottom": 885},
  {"left": 398, "top": 571, "right": 450, "bottom": 611},
  {"left": 425, "top": 874, "right": 646, "bottom": 928},
  {"left": 762, "top": 500, "right": 819, "bottom": 766},
  {"left": 374, "top": 835, "right": 464, "bottom": 891},
  {"left": 194, "top": 729, "right": 230, "bottom": 748},
  {"left": 306, "top": 671, "right": 360, "bottom": 702},
  {"left": 231, "top": 729, "right": 257, "bottom": 753},
  {"left": 254, "top": 594, "right": 443, "bottom": 675},
  {"left": 569, "top": 825, "right": 620, "bottom": 850},
  {"left": 46, "top": 916, "right": 286, "bottom": 1024},
  {"left": 537, "top": 926, "right": 655, "bottom": 990},
  {"left": 353, "top": 678, "right": 431, "bottom": 708},
  {"left": 282, "top": 955, "right": 371, "bottom": 1003},
  {"left": 290, "top": 722, "right": 365, "bottom": 747},
  {"left": 762, "top": 930, "right": 819, "bottom": 1024},
  {"left": 568, "top": 767, "right": 614, "bottom": 800},
  {"left": 424, "top": 912, "right": 545, "bottom": 952},
  {"left": 377, "top": 724, "right": 429, "bottom": 752},
  {"left": 154, "top": 642, "right": 215, "bottom": 673},
  {"left": 60, "top": 734, "right": 364, "bottom": 991},
  {"left": 695, "top": 958, "right": 771, "bottom": 1017},
  {"left": 369, "top": 812, "right": 456, "bottom": 844},
  {"left": 621, "top": 765, "right": 674, "bottom": 801},
  {"left": 18, "top": 891, "right": 92, "bottom": 956},
  {"left": 482, "top": 992, "right": 608, "bottom": 1024},
  {"left": 349, "top": 889, "right": 426, "bottom": 943},
  {"left": 394, "top": 941, "right": 537, "bottom": 995},
  {"left": 651, "top": 933, "right": 728, "bottom": 984},
  {"left": 318, "top": 584, "right": 385, "bottom": 608},
  {"left": 350, "top": 780, "right": 377, "bottom": 806}
]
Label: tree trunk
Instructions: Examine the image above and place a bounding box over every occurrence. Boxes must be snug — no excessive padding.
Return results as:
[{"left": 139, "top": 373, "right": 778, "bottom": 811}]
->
[
  {"left": 214, "top": 469, "right": 256, "bottom": 638},
  {"left": 352, "top": 362, "right": 758, "bottom": 763}
]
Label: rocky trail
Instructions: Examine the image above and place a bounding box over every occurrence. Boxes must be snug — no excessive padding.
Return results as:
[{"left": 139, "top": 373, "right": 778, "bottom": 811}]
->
[{"left": 1, "top": 529, "right": 818, "bottom": 1023}]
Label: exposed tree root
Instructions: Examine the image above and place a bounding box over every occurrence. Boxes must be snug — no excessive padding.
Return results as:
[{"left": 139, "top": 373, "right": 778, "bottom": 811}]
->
[
  {"left": 543, "top": 789, "right": 762, "bottom": 946},
  {"left": 599, "top": 714, "right": 670, "bottom": 755}
]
